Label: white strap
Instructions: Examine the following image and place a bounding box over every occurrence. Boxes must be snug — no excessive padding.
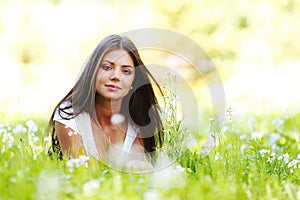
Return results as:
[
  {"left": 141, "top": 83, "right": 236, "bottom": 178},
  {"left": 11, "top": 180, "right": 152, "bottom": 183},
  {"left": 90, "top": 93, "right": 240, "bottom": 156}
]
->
[
  {"left": 122, "top": 123, "right": 138, "bottom": 152},
  {"left": 116, "top": 123, "right": 138, "bottom": 166}
]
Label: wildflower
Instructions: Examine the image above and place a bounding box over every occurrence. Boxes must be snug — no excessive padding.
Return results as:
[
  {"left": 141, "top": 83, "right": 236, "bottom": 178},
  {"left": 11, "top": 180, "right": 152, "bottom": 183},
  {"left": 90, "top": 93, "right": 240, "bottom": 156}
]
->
[
  {"left": 239, "top": 134, "right": 247, "bottom": 140},
  {"left": 26, "top": 120, "right": 38, "bottom": 133},
  {"left": 1, "top": 132, "right": 14, "bottom": 153},
  {"left": 66, "top": 155, "right": 89, "bottom": 173},
  {"left": 43, "top": 136, "right": 50, "bottom": 143},
  {"left": 240, "top": 144, "right": 248, "bottom": 154},
  {"left": 28, "top": 133, "right": 39, "bottom": 146},
  {"left": 60, "top": 172, "right": 71, "bottom": 180},
  {"left": 282, "top": 153, "right": 290, "bottom": 164},
  {"left": 215, "top": 152, "right": 222, "bottom": 161},
  {"left": 248, "top": 116, "right": 257, "bottom": 128},
  {"left": 251, "top": 131, "right": 265, "bottom": 140},
  {"left": 83, "top": 179, "right": 102, "bottom": 191},
  {"left": 34, "top": 145, "right": 43, "bottom": 152},
  {"left": 268, "top": 133, "right": 281, "bottom": 145},
  {"left": 12, "top": 124, "right": 27, "bottom": 134},
  {"left": 283, "top": 107, "right": 293, "bottom": 118},
  {"left": 267, "top": 156, "right": 276, "bottom": 163},
  {"left": 208, "top": 116, "right": 215, "bottom": 122},
  {"left": 258, "top": 149, "right": 270, "bottom": 157},
  {"left": 225, "top": 106, "right": 233, "bottom": 122},
  {"left": 272, "top": 117, "right": 284, "bottom": 130},
  {"left": 288, "top": 159, "right": 300, "bottom": 169},
  {"left": 9, "top": 177, "right": 18, "bottom": 183},
  {"left": 32, "top": 136, "right": 39, "bottom": 143}
]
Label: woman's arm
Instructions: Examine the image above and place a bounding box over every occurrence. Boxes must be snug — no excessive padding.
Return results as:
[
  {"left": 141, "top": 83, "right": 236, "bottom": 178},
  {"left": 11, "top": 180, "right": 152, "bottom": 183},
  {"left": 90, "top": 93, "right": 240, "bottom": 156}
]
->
[{"left": 55, "top": 121, "right": 85, "bottom": 159}]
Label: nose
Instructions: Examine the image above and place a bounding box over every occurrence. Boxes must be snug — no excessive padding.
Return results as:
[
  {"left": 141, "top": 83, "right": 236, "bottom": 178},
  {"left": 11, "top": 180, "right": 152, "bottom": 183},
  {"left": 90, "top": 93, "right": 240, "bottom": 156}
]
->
[{"left": 110, "top": 68, "right": 121, "bottom": 81}]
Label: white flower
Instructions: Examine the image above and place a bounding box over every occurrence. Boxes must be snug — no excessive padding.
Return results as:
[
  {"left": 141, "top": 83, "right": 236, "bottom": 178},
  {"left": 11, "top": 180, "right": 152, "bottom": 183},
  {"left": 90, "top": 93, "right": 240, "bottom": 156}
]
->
[
  {"left": 268, "top": 133, "right": 281, "bottom": 145},
  {"left": 66, "top": 155, "right": 89, "bottom": 173},
  {"left": 2, "top": 132, "right": 14, "bottom": 149},
  {"left": 282, "top": 153, "right": 290, "bottom": 164},
  {"left": 251, "top": 131, "right": 265, "bottom": 140},
  {"left": 34, "top": 145, "right": 43, "bottom": 152},
  {"left": 271, "top": 152, "right": 276, "bottom": 157},
  {"left": 240, "top": 144, "right": 248, "bottom": 154},
  {"left": 267, "top": 157, "right": 275, "bottom": 163},
  {"left": 83, "top": 179, "right": 101, "bottom": 191},
  {"left": 32, "top": 136, "right": 39, "bottom": 143},
  {"left": 288, "top": 159, "right": 300, "bottom": 168},
  {"left": 258, "top": 149, "right": 270, "bottom": 157},
  {"left": 239, "top": 134, "right": 247, "bottom": 140},
  {"left": 208, "top": 116, "right": 215, "bottom": 122},
  {"left": 215, "top": 152, "right": 223, "bottom": 161},
  {"left": 26, "top": 120, "right": 38, "bottom": 133},
  {"left": 43, "top": 136, "right": 50, "bottom": 143},
  {"left": 272, "top": 117, "right": 284, "bottom": 129},
  {"left": 248, "top": 116, "right": 257, "bottom": 127},
  {"left": 12, "top": 124, "right": 27, "bottom": 134}
]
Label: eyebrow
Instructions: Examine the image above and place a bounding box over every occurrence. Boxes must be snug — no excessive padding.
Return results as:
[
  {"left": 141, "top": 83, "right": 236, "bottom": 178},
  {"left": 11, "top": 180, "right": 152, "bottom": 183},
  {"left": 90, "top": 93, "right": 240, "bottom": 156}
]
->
[{"left": 102, "top": 59, "right": 134, "bottom": 68}]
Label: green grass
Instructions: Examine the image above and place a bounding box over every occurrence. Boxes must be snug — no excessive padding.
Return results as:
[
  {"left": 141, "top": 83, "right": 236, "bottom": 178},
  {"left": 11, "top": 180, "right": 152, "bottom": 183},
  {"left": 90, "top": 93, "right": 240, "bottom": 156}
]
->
[{"left": 1, "top": 107, "right": 300, "bottom": 199}]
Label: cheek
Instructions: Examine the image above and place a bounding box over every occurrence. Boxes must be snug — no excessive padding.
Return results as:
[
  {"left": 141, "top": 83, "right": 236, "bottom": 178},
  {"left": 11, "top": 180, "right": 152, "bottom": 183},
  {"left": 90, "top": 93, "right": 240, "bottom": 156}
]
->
[{"left": 96, "top": 70, "right": 109, "bottom": 83}]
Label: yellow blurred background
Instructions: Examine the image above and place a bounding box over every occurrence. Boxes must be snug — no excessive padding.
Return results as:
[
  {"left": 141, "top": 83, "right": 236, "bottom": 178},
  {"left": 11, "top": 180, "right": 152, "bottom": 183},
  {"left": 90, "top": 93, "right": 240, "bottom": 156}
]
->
[{"left": 1, "top": 0, "right": 300, "bottom": 122}]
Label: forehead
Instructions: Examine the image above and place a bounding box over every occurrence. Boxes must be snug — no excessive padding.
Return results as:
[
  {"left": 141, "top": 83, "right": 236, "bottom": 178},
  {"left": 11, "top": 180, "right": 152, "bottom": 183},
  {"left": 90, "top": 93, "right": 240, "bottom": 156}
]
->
[{"left": 102, "top": 49, "right": 133, "bottom": 64}]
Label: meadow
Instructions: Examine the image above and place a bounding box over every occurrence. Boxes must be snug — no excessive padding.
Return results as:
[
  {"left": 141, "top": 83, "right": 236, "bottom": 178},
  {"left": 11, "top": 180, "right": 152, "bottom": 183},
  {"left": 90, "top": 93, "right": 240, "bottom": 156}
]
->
[
  {"left": 1, "top": 1, "right": 300, "bottom": 199},
  {"left": 1, "top": 104, "right": 300, "bottom": 200}
]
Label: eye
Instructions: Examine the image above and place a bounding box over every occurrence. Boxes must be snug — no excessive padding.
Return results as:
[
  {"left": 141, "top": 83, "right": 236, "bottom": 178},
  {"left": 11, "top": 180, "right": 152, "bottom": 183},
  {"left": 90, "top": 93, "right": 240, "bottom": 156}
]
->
[
  {"left": 122, "top": 69, "right": 132, "bottom": 75},
  {"left": 101, "top": 65, "right": 112, "bottom": 71}
]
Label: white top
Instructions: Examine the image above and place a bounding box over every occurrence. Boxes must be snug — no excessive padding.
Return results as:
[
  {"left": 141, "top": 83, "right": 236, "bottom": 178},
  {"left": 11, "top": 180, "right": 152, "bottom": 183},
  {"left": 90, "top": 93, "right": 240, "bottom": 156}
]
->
[{"left": 53, "top": 101, "right": 139, "bottom": 164}]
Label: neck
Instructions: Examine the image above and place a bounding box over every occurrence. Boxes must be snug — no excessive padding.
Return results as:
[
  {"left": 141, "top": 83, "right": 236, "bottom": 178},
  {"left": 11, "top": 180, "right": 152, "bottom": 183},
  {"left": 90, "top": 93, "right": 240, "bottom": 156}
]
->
[{"left": 95, "top": 95, "right": 122, "bottom": 127}]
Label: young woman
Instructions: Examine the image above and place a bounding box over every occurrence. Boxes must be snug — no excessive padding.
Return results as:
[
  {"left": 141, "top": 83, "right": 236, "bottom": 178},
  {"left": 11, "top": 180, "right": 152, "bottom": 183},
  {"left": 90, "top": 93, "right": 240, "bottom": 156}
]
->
[{"left": 48, "top": 34, "right": 164, "bottom": 168}]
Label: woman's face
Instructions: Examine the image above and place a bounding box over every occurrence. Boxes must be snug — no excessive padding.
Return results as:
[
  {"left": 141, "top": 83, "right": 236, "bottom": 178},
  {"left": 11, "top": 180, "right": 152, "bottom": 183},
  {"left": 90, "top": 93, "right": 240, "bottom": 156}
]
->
[{"left": 96, "top": 49, "right": 135, "bottom": 100}]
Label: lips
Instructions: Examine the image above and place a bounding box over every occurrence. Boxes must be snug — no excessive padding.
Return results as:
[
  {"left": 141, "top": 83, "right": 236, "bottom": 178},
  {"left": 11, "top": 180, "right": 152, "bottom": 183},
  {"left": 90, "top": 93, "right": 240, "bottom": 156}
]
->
[{"left": 105, "top": 84, "right": 121, "bottom": 91}]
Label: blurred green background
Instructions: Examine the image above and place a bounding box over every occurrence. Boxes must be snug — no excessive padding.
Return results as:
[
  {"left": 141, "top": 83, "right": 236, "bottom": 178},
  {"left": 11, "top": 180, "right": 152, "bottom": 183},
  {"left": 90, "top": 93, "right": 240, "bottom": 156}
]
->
[{"left": 0, "top": 0, "right": 300, "bottom": 123}]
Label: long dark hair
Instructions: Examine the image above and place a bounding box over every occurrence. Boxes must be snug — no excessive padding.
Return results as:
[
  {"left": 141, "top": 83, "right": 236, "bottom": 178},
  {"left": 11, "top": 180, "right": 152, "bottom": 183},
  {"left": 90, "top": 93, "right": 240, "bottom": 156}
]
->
[{"left": 48, "top": 34, "right": 164, "bottom": 158}]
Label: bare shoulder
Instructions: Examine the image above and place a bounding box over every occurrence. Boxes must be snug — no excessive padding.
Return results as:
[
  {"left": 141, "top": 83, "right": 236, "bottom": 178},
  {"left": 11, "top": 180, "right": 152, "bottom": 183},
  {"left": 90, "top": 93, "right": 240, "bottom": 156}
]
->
[{"left": 54, "top": 121, "right": 84, "bottom": 158}]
